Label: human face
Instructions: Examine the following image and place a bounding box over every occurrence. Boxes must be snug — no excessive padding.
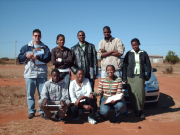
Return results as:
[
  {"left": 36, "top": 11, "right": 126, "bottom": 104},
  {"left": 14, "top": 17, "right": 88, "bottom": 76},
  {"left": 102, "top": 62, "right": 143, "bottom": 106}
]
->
[
  {"left": 77, "top": 32, "right": 85, "bottom": 43},
  {"left": 131, "top": 41, "right": 140, "bottom": 53},
  {"left": 57, "top": 36, "right": 65, "bottom": 48},
  {"left": 76, "top": 70, "right": 84, "bottom": 82},
  {"left": 106, "top": 66, "right": 115, "bottom": 78},
  {"left": 51, "top": 72, "right": 60, "bottom": 83},
  {"left": 103, "top": 29, "right": 111, "bottom": 39},
  {"left": 32, "top": 32, "right": 41, "bottom": 43}
]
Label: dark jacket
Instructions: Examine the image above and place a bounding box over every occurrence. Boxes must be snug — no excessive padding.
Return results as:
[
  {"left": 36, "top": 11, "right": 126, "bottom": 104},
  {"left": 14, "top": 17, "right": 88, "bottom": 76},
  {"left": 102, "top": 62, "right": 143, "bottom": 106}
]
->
[
  {"left": 18, "top": 43, "right": 51, "bottom": 64},
  {"left": 122, "top": 50, "right": 151, "bottom": 81},
  {"left": 51, "top": 46, "right": 72, "bottom": 69},
  {"left": 71, "top": 41, "right": 98, "bottom": 78}
]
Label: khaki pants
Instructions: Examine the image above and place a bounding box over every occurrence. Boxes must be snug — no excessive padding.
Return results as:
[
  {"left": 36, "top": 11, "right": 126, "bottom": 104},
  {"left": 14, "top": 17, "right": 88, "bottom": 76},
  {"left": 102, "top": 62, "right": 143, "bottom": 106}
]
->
[{"left": 38, "top": 99, "right": 70, "bottom": 119}]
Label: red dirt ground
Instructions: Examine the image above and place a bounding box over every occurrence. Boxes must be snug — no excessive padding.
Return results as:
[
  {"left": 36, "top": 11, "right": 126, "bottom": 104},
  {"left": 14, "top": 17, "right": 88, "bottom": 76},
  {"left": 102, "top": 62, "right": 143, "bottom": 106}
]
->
[{"left": 0, "top": 65, "right": 180, "bottom": 135}]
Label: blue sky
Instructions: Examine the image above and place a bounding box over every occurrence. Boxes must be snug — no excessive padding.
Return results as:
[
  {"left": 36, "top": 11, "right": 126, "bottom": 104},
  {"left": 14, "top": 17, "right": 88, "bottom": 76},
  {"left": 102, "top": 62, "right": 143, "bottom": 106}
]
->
[{"left": 0, "top": 0, "right": 179, "bottom": 59}]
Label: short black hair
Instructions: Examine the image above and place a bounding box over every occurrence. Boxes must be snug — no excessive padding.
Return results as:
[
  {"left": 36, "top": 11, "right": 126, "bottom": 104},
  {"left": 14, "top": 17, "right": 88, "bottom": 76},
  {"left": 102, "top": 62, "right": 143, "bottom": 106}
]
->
[
  {"left": 103, "top": 26, "right": 111, "bottom": 31},
  {"left": 131, "top": 38, "right": 141, "bottom": 45},
  {"left": 33, "top": 29, "right": 41, "bottom": 35},
  {"left": 77, "top": 30, "right": 85, "bottom": 36},
  {"left": 106, "top": 65, "right": 115, "bottom": 71},
  {"left": 51, "top": 68, "right": 60, "bottom": 75},
  {"left": 75, "top": 68, "right": 84, "bottom": 74},
  {"left": 56, "top": 34, "right": 65, "bottom": 44}
]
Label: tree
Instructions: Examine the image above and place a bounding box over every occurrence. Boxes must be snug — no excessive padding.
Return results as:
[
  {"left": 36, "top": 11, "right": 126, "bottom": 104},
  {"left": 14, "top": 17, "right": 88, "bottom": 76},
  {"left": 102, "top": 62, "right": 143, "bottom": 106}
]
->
[{"left": 165, "top": 51, "right": 179, "bottom": 64}]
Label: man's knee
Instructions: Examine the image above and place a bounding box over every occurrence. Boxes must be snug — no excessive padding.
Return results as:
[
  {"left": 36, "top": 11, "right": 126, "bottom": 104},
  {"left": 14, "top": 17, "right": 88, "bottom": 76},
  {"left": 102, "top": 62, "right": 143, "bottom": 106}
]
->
[
  {"left": 115, "top": 101, "right": 124, "bottom": 112},
  {"left": 100, "top": 107, "right": 110, "bottom": 117}
]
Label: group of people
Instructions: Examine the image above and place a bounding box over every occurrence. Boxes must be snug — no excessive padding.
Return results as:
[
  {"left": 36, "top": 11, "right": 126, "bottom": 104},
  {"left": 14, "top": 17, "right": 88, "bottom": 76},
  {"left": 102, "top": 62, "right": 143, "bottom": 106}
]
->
[{"left": 18, "top": 26, "right": 151, "bottom": 124}]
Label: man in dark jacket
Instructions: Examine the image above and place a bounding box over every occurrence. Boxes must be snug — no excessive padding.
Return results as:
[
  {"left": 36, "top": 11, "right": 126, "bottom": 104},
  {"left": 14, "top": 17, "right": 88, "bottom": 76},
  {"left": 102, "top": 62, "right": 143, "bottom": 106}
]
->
[
  {"left": 71, "top": 31, "right": 98, "bottom": 92},
  {"left": 18, "top": 29, "right": 51, "bottom": 119}
]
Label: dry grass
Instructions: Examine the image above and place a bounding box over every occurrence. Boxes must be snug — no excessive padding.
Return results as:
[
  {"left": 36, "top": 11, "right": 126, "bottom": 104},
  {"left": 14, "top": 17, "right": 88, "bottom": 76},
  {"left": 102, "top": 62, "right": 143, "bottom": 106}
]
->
[{"left": 0, "top": 119, "right": 65, "bottom": 135}]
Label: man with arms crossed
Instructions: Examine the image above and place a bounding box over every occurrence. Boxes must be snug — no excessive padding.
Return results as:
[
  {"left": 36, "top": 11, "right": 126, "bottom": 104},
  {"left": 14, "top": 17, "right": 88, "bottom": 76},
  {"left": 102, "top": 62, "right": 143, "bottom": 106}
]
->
[
  {"left": 97, "top": 26, "right": 128, "bottom": 115},
  {"left": 18, "top": 29, "right": 51, "bottom": 119}
]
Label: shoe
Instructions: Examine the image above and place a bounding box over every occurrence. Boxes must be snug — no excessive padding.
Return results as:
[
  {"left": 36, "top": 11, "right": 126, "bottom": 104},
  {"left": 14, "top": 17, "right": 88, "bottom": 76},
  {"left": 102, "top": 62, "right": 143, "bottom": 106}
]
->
[
  {"left": 133, "top": 111, "right": 138, "bottom": 117},
  {"left": 95, "top": 112, "right": 99, "bottom": 118},
  {"left": 55, "top": 115, "right": 62, "bottom": 121},
  {"left": 28, "top": 113, "right": 35, "bottom": 119},
  {"left": 121, "top": 111, "right": 129, "bottom": 116},
  {"left": 139, "top": 111, "right": 145, "bottom": 119},
  {"left": 102, "top": 116, "right": 108, "bottom": 121},
  {"left": 88, "top": 117, "right": 97, "bottom": 124},
  {"left": 40, "top": 113, "right": 44, "bottom": 118},
  {"left": 113, "top": 116, "right": 120, "bottom": 123}
]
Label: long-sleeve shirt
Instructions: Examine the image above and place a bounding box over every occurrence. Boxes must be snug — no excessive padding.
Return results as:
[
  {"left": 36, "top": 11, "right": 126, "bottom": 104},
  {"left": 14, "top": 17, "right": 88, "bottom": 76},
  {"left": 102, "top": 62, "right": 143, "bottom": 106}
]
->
[
  {"left": 40, "top": 78, "right": 69, "bottom": 101},
  {"left": 98, "top": 77, "right": 123, "bottom": 98},
  {"left": 69, "top": 78, "right": 92, "bottom": 103},
  {"left": 51, "top": 46, "right": 72, "bottom": 69},
  {"left": 97, "top": 37, "right": 125, "bottom": 71}
]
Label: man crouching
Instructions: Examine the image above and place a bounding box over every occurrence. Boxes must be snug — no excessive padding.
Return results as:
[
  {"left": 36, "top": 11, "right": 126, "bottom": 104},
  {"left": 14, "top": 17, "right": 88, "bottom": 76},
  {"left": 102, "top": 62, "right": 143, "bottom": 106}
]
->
[{"left": 38, "top": 68, "right": 70, "bottom": 121}]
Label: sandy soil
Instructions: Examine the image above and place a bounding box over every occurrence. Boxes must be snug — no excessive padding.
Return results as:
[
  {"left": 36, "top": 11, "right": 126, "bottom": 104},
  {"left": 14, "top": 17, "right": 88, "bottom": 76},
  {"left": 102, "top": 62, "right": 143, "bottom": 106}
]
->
[{"left": 0, "top": 64, "right": 180, "bottom": 135}]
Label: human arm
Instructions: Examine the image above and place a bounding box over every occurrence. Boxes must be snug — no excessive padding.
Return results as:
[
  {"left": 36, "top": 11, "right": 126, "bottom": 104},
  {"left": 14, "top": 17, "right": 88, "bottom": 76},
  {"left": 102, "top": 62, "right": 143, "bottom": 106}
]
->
[
  {"left": 35, "top": 45, "right": 51, "bottom": 63},
  {"left": 18, "top": 45, "right": 30, "bottom": 64},
  {"left": 40, "top": 82, "right": 49, "bottom": 105},
  {"left": 92, "top": 45, "right": 98, "bottom": 79},
  {"left": 144, "top": 51, "right": 152, "bottom": 81},
  {"left": 70, "top": 47, "right": 78, "bottom": 74},
  {"left": 122, "top": 52, "right": 129, "bottom": 82}
]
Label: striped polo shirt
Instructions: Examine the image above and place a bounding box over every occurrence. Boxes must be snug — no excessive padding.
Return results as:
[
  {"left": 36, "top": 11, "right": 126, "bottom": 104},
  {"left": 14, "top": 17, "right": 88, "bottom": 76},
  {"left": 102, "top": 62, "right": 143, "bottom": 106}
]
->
[{"left": 98, "top": 77, "right": 123, "bottom": 97}]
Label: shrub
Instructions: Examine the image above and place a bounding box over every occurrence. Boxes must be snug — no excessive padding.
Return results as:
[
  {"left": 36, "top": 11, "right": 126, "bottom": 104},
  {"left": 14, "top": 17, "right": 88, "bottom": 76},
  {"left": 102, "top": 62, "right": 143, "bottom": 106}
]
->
[
  {"left": 162, "top": 66, "right": 173, "bottom": 74},
  {"left": 165, "top": 51, "right": 179, "bottom": 64}
]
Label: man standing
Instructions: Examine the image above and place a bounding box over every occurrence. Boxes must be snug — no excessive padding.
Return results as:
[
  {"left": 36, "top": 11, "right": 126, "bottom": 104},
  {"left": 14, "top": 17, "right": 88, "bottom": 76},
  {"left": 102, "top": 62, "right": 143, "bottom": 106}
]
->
[
  {"left": 97, "top": 26, "right": 128, "bottom": 115},
  {"left": 18, "top": 29, "right": 51, "bottom": 119},
  {"left": 71, "top": 31, "right": 98, "bottom": 92}
]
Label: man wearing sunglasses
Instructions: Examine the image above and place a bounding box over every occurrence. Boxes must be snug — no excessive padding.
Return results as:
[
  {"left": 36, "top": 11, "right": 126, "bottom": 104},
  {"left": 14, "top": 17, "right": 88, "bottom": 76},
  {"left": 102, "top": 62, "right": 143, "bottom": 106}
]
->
[{"left": 18, "top": 29, "right": 51, "bottom": 119}]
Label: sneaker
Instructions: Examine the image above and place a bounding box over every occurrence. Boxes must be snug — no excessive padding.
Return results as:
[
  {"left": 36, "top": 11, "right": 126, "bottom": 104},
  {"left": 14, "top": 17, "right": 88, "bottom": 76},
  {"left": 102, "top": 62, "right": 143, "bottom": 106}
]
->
[
  {"left": 121, "top": 111, "right": 129, "bottom": 116},
  {"left": 88, "top": 117, "right": 97, "bottom": 124},
  {"left": 28, "top": 113, "right": 35, "bottom": 119},
  {"left": 40, "top": 113, "right": 44, "bottom": 118},
  {"left": 57, "top": 118, "right": 62, "bottom": 121},
  {"left": 95, "top": 112, "right": 99, "bottom": 118},
  {"left": 139, "top": 111, "right": 145, "bottom": 119}
]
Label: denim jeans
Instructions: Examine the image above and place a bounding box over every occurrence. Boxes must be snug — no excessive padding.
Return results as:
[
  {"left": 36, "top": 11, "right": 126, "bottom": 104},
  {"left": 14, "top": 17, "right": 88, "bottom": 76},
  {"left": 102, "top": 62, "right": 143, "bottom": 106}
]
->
[
  {"left": 25, "top": 77, "right": 47, "bottom": 114},
  {"left": 100, "top": 70, "right": 127, "bottom": 113},
  {"left": 100, "top": 97, "right": 124, "bottom": 117}
]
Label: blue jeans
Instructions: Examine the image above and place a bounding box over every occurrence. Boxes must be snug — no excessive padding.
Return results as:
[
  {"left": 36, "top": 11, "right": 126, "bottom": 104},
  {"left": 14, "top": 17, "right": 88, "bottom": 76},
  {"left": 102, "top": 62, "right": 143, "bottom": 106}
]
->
[
  {"left": 100, "top": 97, "right": 124, "bottom": 117},
  {"left": 25, "top": 78, "right": 47, "bottom": 114},
  {"left": 101, "top": 70, "right": 127, "bottom": 113},
  {"left": 60, "top": 72, "right": 70, "bottom": 100}
]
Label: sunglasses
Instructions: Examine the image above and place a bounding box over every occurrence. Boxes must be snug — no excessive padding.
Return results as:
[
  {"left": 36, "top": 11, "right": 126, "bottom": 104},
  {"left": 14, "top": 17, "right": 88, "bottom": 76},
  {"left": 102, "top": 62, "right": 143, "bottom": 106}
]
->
[{"left": 34, "top": 35, "right": 41, "bottom": 37}]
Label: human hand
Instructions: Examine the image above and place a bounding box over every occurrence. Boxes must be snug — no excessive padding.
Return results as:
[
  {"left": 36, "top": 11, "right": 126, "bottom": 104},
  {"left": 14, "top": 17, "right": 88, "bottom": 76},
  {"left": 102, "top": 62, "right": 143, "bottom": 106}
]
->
[
  {"left": 124, "top": 81, "right": 127, "bottom": 84},
  {"left": 101, "top": 49, "right": 107, "bottom": 53},
  {"left": 26, "top": 53, "right": 33, "bottom": 59},
  {"left": 42, "top": 98, "right": 48, "bottom": 106},
  {"left": 60, "top": 100, "right": 64, "bottom": 106},
  {"left": 33, "top": 55, "right": 38, "bottom": 60},
  {"left": 74, "top": 99, "right": 80, "bottom": 107},
  {"left": 112, "top": 50, "right": 118, "bottom": 53},
  {"left": 89, "top": 93, "right": 94, "bottom": 99},
  {"left": 110, "top": 100, "right": 116, "bottom": 104},
  {"left": 83, "top": 105, "right": 93, "bottom": 110}
]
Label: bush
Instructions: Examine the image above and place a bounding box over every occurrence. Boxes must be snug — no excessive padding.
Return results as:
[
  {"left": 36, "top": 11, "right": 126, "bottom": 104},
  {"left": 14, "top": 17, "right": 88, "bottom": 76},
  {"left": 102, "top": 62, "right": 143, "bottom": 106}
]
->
[
  {"left": 165, "top": 51, "right": 179, "bottom": 64},
  {"left": 0, "top": 57, "right": 9, "bottom": 61},
  {"left": 162, "top": 66, "right": 173, "bottom": 74}
]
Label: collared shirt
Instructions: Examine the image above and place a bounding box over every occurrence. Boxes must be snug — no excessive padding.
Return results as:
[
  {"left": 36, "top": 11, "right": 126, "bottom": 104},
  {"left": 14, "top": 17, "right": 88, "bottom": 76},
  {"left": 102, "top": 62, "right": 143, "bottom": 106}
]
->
[
  {"left": 40, "top": 78, "right": 69, "bottom": 101},
  {"left": 130, "top": 49, "right": 144, "bottom": 74},
  {"left": 69, "top": 78, "right": 92, "bottom": 103},
  {"left": 79, "top": 42, "right": 85, "bottom": 51}
]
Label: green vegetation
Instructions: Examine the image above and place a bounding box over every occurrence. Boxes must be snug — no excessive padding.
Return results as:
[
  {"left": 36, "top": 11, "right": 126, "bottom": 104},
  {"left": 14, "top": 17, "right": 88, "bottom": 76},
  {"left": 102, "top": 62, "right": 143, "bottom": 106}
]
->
[{"left": 165, "top": 51, "right": 179, "bottom": 64}]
